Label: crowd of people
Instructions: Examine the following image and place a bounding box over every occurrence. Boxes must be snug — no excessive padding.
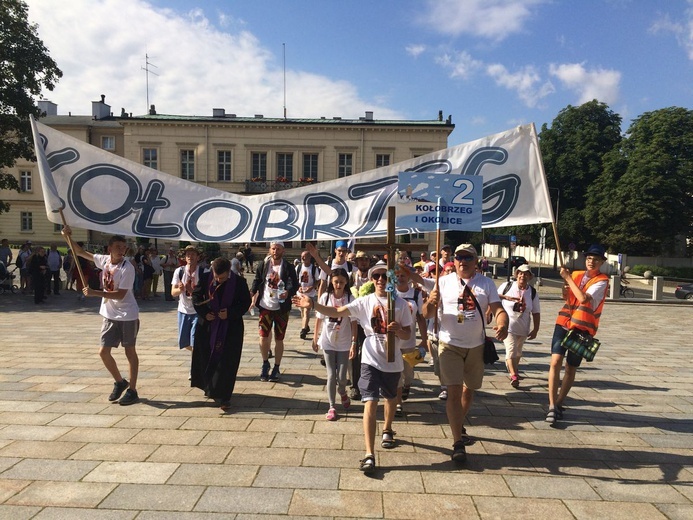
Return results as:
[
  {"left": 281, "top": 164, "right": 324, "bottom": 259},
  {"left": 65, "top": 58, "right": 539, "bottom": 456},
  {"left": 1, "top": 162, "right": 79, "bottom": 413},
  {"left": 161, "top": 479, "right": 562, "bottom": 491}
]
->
[{"left": 3, "top": 232, "right": 609, "bottom": 475}]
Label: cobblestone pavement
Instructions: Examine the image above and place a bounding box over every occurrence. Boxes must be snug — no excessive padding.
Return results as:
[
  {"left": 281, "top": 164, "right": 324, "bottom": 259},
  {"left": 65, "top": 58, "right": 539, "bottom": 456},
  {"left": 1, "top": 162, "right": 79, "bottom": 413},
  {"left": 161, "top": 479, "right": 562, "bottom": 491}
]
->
[{"left": 0, "top": 281, "right": 691, "bottom": 519}]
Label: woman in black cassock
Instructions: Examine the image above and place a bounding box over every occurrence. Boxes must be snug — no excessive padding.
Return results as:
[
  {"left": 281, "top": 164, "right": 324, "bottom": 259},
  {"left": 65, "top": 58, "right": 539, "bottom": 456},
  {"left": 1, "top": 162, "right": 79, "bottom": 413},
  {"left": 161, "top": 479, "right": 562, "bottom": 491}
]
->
[{"left": 191, "top": 257, "right": 251, "bottom": 410}]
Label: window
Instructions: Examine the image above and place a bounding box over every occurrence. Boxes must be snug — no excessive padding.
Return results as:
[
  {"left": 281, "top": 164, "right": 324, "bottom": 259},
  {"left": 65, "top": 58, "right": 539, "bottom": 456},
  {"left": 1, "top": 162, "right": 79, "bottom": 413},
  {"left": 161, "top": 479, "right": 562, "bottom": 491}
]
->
[
  {"left": 376, "top": 154, "right": 391, "bottom": 168},
  {"left": 181, "top": 150, "right": 195, "bottom": 180},
  {"left": 20, "top": 171, "right": 32, "bottom": 192},
  {"left": 338, "top": 153, "right": 353, "bottom": 178},
  {"left": 302, "top": 153, "right": 318, "bottom": 181},
  {"left": 101, "top": 136, "right": 115, "bottom": 150},
  {"left": 21, "top": 212, "right": 33, "bottom": 231},
  {"left": 53, "top": 223, "right": 62, "bottom": 233},
  {"left": 277, "top": 153, "right": 293, "bottom": 181},
  {"left": 143, "top": 148, "right": 158, "bottom": 170},
  {"left": 251, "top": 152, "right": 267, "bottom": 180},
  {"left": 218, "top": 150, "right": 232, "bottom": 181}
]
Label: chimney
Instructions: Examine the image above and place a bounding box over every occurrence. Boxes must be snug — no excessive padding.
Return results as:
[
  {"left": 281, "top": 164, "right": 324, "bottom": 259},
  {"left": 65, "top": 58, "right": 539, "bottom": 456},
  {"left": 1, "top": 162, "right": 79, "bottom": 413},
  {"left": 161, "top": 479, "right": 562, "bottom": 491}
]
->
[
  {"left": 365, "top": 111, "right": 374, "bottom": 121},
  {"left": 91, "top": 94, "right": 111, "bottom": 119},
  {"left": 438, "top": 110, "right": 443, "bottom": 121},
  {"left": 37, "top": 100, "right": 58, "bottom": 116},
  {"left": 213, "top": 108, "right": 225, "bottom": 117},
  {"left": 149, "top": 104, "right": 157, "bottom": 115}
]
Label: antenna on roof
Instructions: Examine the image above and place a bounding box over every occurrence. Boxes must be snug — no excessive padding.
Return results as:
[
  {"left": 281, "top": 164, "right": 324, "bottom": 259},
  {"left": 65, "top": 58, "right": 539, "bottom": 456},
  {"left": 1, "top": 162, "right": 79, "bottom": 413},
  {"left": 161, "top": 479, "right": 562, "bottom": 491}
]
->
[
  {"left": 142, "top": 53, "right": 159, "bottom": 114},
  {"left": 283, "top": 43, "right": 287, "bottom": 119}
]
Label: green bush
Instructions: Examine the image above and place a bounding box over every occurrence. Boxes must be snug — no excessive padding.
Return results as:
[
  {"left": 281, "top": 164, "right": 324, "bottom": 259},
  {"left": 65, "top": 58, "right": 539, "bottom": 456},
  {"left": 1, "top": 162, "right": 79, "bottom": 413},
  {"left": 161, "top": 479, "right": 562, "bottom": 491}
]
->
[{"left": 630, "top": 265, "right": 693, "bottom": 279}]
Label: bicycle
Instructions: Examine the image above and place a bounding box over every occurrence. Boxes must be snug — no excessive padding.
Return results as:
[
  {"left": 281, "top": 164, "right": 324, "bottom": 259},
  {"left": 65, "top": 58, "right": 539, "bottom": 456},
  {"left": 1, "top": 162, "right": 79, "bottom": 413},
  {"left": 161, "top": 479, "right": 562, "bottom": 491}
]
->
[{"left": 619, "top": 280, "right": 635, "bottom": 298}]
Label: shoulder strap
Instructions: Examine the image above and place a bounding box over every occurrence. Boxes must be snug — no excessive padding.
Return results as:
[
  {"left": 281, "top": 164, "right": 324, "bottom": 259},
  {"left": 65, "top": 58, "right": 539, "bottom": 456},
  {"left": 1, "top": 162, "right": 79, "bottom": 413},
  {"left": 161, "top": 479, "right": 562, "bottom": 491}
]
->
[
  {"left": 460, "top": 278, "right": 485, "bottom": 322},
  {"left": 502, "top": 282, "right": 512, "bottom": 295},
  {"left": 531, "top": 286, "right": 536, "bottom": 300}
]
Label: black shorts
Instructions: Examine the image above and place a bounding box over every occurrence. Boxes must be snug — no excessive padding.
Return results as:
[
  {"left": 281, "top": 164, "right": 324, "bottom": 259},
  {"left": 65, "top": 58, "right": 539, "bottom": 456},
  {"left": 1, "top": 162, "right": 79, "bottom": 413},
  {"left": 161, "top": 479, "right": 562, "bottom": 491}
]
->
[{"left": 357, "top": 364, "right": 400, "bottom": 402}]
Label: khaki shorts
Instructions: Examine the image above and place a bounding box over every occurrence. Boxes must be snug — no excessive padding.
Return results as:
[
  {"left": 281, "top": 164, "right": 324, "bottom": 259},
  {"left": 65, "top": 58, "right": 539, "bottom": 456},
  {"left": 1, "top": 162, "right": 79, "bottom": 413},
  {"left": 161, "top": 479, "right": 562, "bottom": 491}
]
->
[
  {"left": 503, "top": 333, "right": 526, "bottom": 360},
  {"left": 438, "top": 341, "right": 484, "bottom": 389},
  {"left": 101, "top": 318, "right": 139, "bottom": 348}
]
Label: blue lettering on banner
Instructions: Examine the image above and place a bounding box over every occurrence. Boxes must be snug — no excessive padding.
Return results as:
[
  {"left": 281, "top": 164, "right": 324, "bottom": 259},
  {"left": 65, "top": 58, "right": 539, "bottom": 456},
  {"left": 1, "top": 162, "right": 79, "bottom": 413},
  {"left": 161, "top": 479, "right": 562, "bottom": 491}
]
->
[
  {"left": 185, "top": 199, "right": 251, "bottom": 242},
  {"left": 303, "top": 193, "right": 349, "bottom": 239},
  {"left": 350, "top": 176, "right": 398, "bottom": 237},
  {"left": 253, "top": 200, "right": 300, "bottom": 241}
]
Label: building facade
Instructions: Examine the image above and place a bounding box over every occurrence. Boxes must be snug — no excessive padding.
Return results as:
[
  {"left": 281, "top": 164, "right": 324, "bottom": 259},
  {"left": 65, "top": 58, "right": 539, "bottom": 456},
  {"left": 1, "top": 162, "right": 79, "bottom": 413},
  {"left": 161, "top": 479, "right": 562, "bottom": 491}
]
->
[{"left": 1, "top": 96, "right": 454, "bottom": 248}]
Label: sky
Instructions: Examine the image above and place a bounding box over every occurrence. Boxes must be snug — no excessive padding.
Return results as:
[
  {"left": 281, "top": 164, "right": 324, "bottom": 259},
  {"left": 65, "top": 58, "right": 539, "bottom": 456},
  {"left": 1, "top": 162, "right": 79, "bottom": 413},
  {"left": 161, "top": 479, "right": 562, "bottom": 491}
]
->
[{"left": 24, "top": 0, "right": 693, "bottom": 147}]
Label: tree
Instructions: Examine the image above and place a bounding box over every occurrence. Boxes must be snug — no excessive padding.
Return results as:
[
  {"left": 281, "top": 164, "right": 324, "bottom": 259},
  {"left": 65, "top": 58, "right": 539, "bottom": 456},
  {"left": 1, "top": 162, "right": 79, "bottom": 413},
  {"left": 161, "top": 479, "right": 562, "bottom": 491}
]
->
[
  {"left": 589, "top": 107, "right": 693, "bottom": 255},
  {"left": 539, "top": 100, "right": 622, "bottom": 250},
  {"left": 0, "top": 0, "right": 62, "bottom": 214}
]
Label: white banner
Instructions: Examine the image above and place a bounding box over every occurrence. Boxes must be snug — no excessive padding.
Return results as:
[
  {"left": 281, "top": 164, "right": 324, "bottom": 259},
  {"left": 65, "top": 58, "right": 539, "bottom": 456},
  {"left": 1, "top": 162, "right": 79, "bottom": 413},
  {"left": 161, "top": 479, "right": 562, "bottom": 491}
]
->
[{"left": 30, "top": 117, "right": 553, "bottom": 243}]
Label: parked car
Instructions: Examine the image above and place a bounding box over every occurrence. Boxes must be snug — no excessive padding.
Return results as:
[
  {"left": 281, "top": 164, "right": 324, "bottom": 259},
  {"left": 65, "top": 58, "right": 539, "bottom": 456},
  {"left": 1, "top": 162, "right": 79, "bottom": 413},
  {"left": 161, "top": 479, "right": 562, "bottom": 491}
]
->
[
  {"left": 503, "top": 256, "right": 528, "bottom": 269},
  {"left": 674, "top": 283, "right": 693, "bottom": 300}
]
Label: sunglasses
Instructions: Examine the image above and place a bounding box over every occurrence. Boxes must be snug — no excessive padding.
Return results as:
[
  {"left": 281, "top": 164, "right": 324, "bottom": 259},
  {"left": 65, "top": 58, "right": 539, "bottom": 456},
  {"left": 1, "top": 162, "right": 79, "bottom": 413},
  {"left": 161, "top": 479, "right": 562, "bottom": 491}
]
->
[
  {"left": 455, "top": 254, "right": 475, "bottom": 262},
  {"left": 371, "top": 273, "right": 387, "bottom": 280}
]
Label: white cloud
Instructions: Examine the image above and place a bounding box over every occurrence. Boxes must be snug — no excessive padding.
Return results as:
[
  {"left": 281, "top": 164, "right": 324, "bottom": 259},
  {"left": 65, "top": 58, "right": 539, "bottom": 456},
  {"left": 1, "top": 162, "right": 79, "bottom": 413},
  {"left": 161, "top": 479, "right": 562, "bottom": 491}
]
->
[
  {"left": 649, "top": 6, "right": 693, "bottom": 61},
  {"left": 25, "top": 0, "right": 402, "bottom": 119},
  {"left": 549, "top": 62, "right": 621, "bottom": 105},
  {"left": 436, "top": 51, "right": 483, "bottom": 79},
  {"left": 486, "top": 63, "right": 555, "bottom": 108},
  {"left": 406, "top": 44, "right": 427, "bottom": 58},
  {"left": 419, "top": 0, "right": 547, "bottom": 42}
]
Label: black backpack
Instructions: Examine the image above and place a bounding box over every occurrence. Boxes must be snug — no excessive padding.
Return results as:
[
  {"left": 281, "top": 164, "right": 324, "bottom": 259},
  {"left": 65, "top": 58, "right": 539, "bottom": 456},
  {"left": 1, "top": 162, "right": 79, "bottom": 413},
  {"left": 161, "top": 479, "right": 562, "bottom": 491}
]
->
[{"left": 502, "top": 281, "right": 536, "bottom": 300}]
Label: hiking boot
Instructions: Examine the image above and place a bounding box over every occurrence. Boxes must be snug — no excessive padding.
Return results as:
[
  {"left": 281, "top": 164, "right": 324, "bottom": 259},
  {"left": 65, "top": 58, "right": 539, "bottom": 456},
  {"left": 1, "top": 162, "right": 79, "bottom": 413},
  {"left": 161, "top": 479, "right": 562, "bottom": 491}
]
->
[
  {"left": 108, "top": 379, "right": 129, "bottom": 402},
  {"left": 452, "top": 440, "right": 467, "bottom": 463},
  {"left": 260, "top": 361, "right": 271, "bottom": 382},
  {"left": 118, "top": 388, "right": 139, "bottom": 406},
  {"left": 269, "top": 365, "right": 281, "bottom": 382}
]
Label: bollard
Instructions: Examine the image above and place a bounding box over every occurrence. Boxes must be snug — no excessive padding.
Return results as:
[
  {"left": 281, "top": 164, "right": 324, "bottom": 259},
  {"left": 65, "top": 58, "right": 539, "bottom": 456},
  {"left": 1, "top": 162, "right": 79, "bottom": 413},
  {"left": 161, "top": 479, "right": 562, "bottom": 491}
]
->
[
  {"left": 611, "top": 275, "right": 621, "bottom": 300},
  {"left": 492, "top": 264, "right": 498, "bottom": 279},
  {"left": 652, "top": 276, "right": 664, "bottom": 301}
]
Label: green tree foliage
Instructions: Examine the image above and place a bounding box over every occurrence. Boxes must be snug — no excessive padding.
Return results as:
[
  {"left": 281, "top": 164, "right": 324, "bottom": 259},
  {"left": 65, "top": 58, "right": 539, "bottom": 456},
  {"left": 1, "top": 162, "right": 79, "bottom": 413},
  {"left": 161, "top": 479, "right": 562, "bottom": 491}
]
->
[
  {"left": 588, "top": 107, "right": 693, "bottom": 255},
  {"left": 539, "top": 100, "right": 622, "bottom": 249},
  {"left": 0, "top": 0, "right": 62, "bottom": 213}
]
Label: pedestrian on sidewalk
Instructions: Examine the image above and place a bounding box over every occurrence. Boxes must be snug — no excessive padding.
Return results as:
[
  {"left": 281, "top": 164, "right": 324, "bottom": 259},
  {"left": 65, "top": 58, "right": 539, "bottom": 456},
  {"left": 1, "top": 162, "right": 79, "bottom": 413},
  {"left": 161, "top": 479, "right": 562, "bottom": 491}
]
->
[{"left": 61, "top": 226, "right": 141, "bottom": 406}]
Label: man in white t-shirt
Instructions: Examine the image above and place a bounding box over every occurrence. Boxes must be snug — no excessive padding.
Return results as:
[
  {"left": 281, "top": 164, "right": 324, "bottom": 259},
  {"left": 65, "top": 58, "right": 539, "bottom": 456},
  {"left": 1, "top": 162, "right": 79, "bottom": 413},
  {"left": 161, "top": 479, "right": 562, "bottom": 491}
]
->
[
  {"left": 171, "top": 246, "right": 203, "bottom": 354},
  {"left": 296, "top": 250, "right": 320, "bottom": 339},
  {"left": 62, "top": 226, "right": 141, "bottom": 406},
  {"left": 498, "top": 264, "right": 540, "bottom": 388},
  {"left": 293, "top": 262, "right": 412, "bottom": 475},
  {"left": 423, "top": 244, "right": 508, "bottom": 464},
  {"left": 309, "top": 240, "right": 353, "bottom": 299}
]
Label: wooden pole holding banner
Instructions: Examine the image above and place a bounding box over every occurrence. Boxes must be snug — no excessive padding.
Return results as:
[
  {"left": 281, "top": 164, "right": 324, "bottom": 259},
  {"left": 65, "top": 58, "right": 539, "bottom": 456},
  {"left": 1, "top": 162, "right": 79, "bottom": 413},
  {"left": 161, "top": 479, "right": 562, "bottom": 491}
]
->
[{"left": 58, "top": 209, "right": 87, "bottom": 289}]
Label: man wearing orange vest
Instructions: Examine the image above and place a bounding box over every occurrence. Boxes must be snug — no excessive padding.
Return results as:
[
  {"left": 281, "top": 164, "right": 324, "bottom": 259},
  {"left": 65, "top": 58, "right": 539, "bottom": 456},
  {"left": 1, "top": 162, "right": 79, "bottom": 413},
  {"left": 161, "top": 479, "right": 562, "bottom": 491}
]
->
[{"left": 547, "top": 244, "right": 608, "bottom": 424}]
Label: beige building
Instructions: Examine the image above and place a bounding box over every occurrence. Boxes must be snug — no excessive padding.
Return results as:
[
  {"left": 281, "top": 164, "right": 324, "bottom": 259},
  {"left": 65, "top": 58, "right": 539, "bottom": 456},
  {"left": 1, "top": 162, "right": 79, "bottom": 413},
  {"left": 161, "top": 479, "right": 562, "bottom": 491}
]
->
[{"left": 1, "top": 96, "right": 454, "bottom": 247}]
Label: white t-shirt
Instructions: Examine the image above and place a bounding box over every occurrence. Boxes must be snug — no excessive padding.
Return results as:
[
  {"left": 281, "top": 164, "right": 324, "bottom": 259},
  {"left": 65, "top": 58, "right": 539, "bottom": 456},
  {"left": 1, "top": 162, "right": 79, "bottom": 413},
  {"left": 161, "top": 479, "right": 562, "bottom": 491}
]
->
[
  {"left": 498, "top": 281, "right": 540, "bottom": 337},
  {"left": 316, "top": 292, "right": 353, "bottom": 352},
  {"left": 93, "top": 254, "right": 139, "bottom": 321},
  {"left": 231, "top": 257, "right": 242, "bottom": 275},
  {"left": 259, "top": 263, "right": 282, "bottom": 310},
  {"left": 345, "top": 293, "right": 412, "bottom": 373},
  {"left": 436, "top": 272, "right": 500, "bottom": 349},
  {"left": 318, "top": 260, "right": 350, "bottom": 281},
  {"left": 297, "top": 263, "right": 318, "bottom": 298},
  {"left": 150, "top": 255, "right": 162, "bottom": 275},
  {"left": 172, "top": 265, "right": 202, "bottom": 315},
  {"left": 396, "top": 286, "right": 423, "bottom": 351}
]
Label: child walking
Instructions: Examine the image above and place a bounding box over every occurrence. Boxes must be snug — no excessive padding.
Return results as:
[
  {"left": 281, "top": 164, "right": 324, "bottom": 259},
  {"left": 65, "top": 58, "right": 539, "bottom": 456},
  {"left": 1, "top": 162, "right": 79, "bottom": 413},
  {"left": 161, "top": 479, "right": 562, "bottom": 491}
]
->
[{"left": 312, "top": 268, "right": 357, "bottom": 421}]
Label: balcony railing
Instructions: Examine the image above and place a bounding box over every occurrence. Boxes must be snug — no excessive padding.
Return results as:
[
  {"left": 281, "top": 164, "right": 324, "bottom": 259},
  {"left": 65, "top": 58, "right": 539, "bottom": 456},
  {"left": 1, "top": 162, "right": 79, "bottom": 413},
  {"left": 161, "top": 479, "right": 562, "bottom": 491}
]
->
[{"left": 245, "top": 179, "right": 316, "bottom": 193}]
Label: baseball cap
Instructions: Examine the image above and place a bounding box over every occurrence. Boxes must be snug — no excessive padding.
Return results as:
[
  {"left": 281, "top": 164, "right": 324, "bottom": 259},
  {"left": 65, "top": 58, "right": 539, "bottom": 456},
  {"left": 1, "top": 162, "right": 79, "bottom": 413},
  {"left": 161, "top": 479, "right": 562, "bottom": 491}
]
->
[
  {"left": 516, "top": 264, "right": 533, "bottom": 276},
  {"left": 335, "top": 240, "right": 349, "bottom": 250},
  {"left": 454, "top": 243, "right": 478, "bottom": 257},
  {"left": 270, "top": 240, "right": 285, "bottom": 248}
]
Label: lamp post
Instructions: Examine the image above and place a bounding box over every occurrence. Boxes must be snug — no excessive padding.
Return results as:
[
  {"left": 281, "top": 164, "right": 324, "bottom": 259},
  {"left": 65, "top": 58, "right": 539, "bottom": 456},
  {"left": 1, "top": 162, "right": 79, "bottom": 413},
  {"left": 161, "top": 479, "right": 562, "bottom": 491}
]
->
[{"left": 549, "top": 187, "right": 560, "bottom": 270}]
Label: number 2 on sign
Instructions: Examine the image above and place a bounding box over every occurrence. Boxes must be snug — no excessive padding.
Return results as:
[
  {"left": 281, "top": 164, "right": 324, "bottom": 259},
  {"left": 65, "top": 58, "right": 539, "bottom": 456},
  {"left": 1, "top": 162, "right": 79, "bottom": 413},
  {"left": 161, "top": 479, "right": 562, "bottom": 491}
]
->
[{"left": 451, "top": 179, "right": 474, "bottom": 205}]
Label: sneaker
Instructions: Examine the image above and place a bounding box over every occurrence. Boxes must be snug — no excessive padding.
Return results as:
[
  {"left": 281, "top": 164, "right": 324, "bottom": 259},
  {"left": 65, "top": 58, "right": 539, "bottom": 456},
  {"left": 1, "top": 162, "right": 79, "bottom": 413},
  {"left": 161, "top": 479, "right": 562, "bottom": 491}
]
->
[
  {"left": 451, "top": 440, "right": 467, "bottom": 463},
  {"left": 108, "top": 379, "right": 129, "bottom": 402},
  {"left": 269, "top": 365, "right": 280, "bottom": 382},
  {"left": 325, "top": 407, "right": 337, "bottom": 421},
  {"left": 349, "top": 387, "right": 362, "bottom": 401},
  {"left": 510, "top": 374, "right": 520, "bottom": 388},
  {"left": 260, "top": 361, "right": 271, "bottom": 382},
  {"left": 359, "top": 455, "right": 376, "bottom": 475},
  {"left": 340, "top": 392, "right": 351, "bottom": 409},
  {"left": 401, "top": 385, "right": 410, "bottom": 401},
  {"left": 118, "top": 388, "right": 139, "bottom": 406},
  {"left": 438, "top": 389, "right": 448, "bottom": 400}
]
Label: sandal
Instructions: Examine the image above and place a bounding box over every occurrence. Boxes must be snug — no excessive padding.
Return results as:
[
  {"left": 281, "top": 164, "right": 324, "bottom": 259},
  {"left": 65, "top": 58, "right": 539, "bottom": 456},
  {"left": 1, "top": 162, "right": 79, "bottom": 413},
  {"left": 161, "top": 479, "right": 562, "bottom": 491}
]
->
[
  {"left": 359, "top": 454, "right": 375, "bottom": 474},
  {"left": 395, "top": 404, "right": 403, "bottom": 417},
  {"left": 340, "top": 392, "right": 351, "bottom": 409},
  {"left": 401, "top": 385, "right": 410, "bottom": 401},
  {"left": 381, "top": 429, "right": 396, "bottom": 449},
  {"left": 325, "top": 407, "right": 337, "bottom": 421}
]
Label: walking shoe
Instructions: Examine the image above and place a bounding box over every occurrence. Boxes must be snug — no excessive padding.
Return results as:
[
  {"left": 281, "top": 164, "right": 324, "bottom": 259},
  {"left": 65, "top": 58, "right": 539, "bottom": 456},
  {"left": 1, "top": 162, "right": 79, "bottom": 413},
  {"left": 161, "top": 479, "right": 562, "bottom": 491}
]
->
[
  {"left": 510, "top": 374, "right": 520, "bottom": 388},
  {"left": 438, "top": 389, "right": 448, "bottom": 400},
  {"left": 451, "top": 440, "right": 467, "bottom": 463},
  {"left": 300, "top": 327, "right": 308, "bottom": 340},
  {"left": 108, "top": 379, "right": 129, "bottom": 402},
  {"left": 359, "top": 454, "right": 376, "bottom": 475},
  {"left": 401, "top": 385, "right": 410, "bottom": 401},
  {"left": 349, "top": 387, "right": 362, "bottom": 401},
  {"left": 118, "top": 388, "right": 139, "bottom": 406},
  {"left": 340, "top": 392, "right": 351, "bottom": 409},
  {"left": 220, "top": 400, "right": 232, "bottom": 410},
  {"left": 269, "top": 365, "right": 281, "bottom": 382},
  {"left": 260, "top": 361, "right": 271, "bottom": 382},
  {"left": 325, "top": 407, "right": 337, "bottom": 421}
]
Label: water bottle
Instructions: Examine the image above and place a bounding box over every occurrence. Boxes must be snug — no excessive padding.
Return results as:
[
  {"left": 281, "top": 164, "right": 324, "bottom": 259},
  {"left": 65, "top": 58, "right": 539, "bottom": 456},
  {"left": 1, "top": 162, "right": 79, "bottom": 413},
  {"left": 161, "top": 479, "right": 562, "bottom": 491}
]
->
[{"left": 277, "top": 280, "right": 285, "bottom": 303}]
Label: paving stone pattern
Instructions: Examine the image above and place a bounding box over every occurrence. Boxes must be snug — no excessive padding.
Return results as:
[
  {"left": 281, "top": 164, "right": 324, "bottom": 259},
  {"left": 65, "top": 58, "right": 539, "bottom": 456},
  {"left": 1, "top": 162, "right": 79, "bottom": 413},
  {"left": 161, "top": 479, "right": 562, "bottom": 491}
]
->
[{"left": 0, "top": 278, "right": 691, "bottom": 519}]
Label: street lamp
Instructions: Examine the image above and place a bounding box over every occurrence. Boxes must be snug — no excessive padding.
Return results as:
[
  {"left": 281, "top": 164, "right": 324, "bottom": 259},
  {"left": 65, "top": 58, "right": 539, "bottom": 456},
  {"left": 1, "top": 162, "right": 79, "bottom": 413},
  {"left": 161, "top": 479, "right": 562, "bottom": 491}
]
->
[{"left": 549, "top": 187, "right": 560, "bottom": 269}]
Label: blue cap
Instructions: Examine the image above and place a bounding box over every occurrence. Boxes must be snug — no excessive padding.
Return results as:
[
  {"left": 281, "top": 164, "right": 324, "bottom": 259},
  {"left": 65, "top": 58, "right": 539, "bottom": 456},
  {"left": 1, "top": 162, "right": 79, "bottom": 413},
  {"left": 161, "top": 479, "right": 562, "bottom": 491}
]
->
[
  {"left": 335, "top": 240, "right": 349, "bottom": 250},
  {"left": 583, "top": 244, "right": 606, "bottom": 260}
]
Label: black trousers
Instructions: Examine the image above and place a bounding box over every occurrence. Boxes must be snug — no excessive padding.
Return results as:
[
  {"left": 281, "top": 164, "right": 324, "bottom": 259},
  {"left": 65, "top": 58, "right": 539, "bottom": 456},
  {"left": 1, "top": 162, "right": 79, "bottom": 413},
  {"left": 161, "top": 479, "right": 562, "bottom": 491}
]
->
[{"left": 47, "top": 270, "right": 61, "bottom": 294}]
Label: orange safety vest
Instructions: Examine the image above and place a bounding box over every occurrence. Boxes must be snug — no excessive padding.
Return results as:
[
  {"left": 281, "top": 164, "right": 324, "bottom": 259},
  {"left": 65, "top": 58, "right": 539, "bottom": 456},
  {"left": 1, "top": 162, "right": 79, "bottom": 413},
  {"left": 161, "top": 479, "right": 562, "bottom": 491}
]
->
[{"left": 556, "top": 271, "right": 608, "bottom": 336}]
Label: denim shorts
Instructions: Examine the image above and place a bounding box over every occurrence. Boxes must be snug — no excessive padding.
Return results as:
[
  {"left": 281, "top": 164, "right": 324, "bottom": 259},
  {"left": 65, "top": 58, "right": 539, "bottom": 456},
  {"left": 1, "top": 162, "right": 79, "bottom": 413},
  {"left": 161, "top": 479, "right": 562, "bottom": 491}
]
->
[
  {"left": 358, "top": 364, "right": 400, "bottom": 402},
  {"left": 550, "top": 324, "right": 583, "bottom": 367}
]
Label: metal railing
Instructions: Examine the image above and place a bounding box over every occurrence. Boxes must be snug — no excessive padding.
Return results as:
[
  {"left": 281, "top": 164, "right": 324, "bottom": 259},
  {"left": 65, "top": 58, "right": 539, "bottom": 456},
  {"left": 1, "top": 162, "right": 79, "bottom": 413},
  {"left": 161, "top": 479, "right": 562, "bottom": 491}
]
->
[{"left": 244, "top": 179, "right": 316, "bottom": 193}]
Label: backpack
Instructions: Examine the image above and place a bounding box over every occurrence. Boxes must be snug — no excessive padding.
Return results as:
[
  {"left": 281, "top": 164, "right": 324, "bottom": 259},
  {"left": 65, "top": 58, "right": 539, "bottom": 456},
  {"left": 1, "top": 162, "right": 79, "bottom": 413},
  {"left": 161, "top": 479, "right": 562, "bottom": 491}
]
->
[
  {"left": 296, "top": 262, "right": 319, "bottom": 282},
  {"left": 177, "top": 266, "right": 204, "bottom": 287},
  {"left": 15, "top": 255, "right": 22, "bottom": 269},
  {"left": 402, "top": 287, "right": 422, "bottom": 315},
  {"left": 502, "top": 281, "right": 536, "bottom": 300}
]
